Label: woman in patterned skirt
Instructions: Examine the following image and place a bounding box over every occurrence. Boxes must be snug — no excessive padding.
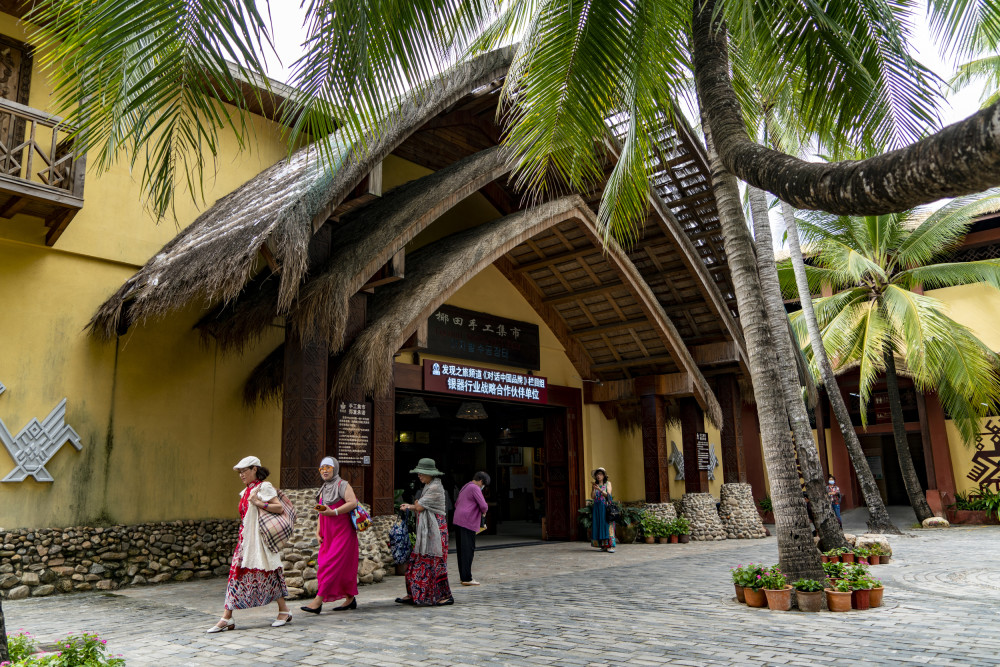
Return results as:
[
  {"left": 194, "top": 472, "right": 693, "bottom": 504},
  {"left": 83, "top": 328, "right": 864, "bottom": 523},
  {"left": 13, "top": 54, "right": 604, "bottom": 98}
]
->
[
  {"left": 591, "top": 467, "right": 616, "bottom": 553},
  {"left": 397, "top": 458, "right": 454, "bottom": 606},
  {"left": 207, "top": 456, "right": 292, "bottom": 633}
]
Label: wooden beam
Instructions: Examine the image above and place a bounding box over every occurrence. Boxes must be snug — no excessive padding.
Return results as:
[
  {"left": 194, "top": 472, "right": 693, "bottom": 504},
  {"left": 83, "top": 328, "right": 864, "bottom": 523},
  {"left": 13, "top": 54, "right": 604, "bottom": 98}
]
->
[
  {"left": 397, "top": 320, "right": 427, "bottom": 354},
  {"left": 541, "top": 281, "right": 624, "bottom": 305},
  {"left": 589, "top": 373, "right": 693, "bottom": 403},
  {"left": 363, "top": 248, "right": 406, "bottom": 289},
  {"left": 45, "top": 208, "right": 77, "bottom": 246},
  {"left": 0, "top": 196, "right": 27, "bottom": 219},
  {"left": 691, "top": 341, "right": 740, "bottom": 366},
  {"left": 259, "top": 242, "right": 279, "bottom": 272},
  {"left": 591, "top": 354, "right": 675, "bottom": 372},
  {"left": 512, "top": 245, "right": 603, "bottom": 273},
  {"left": 571, "top": 318, "right": 649, "bottom": 337}
]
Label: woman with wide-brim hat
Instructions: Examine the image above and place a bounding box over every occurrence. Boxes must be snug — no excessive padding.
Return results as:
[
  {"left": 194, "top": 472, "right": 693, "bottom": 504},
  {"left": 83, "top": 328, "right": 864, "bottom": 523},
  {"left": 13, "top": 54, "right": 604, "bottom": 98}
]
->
[
  {"left": 207, "top": 456, "right": 292, "bottom": 633},
  {"left": 396, "top": 458, "right": 454, "bottom": 606},
  {"left": 591, "top": 467, "right": 616, "bottom": 553}
]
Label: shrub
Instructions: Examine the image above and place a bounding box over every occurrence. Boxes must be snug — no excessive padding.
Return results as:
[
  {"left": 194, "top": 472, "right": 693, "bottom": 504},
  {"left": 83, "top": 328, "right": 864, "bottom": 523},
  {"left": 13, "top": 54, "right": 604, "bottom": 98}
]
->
[
  {"left": 673, "top": 516, "right": 692, "bottom": 535},
  {"left": 757, "top": 496, "right": 773, "bottom": 513},
  {"left": 792, "top": 578, "right": 824, "bottom": 592},
  {"left": 759, "top": 565, "right": 787, "bottom": 590},
  {"left": 822, "top": 561, "right": 846, "bottom": 579},
  {"left": 1, "top": 632, "right": 125, "bottom": 667}
]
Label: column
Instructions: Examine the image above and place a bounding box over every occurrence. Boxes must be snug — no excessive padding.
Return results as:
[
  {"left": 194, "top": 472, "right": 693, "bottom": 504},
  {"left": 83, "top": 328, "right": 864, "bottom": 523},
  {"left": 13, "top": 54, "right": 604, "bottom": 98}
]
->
[
  {"left": 640, "top": 393, "right": 670, "bottom": 503},
  {"left": 281, "top": 333, "right": 328, "bottom": 489},
  {"left": 716, "top": 374, "right": 746, "bottom": 483},
  {"left": 680, "top": 397, "right": 709, "bottom": 493}
]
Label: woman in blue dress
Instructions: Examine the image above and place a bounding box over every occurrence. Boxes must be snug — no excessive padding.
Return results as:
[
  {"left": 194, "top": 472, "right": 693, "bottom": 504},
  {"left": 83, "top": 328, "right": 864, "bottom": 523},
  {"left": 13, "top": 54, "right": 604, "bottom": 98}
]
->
[{"left": 591, "top": 467, "right": 615, "bottom": 553}]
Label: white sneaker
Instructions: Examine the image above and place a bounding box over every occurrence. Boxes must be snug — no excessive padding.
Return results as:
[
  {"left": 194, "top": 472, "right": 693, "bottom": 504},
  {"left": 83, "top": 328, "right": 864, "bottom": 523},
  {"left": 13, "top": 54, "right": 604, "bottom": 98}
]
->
[{"left": 461, "top": 580, "right": 481, "bottom": 586}]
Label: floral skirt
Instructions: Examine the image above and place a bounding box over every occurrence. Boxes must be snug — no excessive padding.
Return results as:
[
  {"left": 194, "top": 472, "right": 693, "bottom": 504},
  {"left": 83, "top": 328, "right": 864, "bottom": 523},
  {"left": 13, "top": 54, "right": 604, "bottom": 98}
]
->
[
  {"left": 224, "top": 547, "right": 287, "bottom": 610},
  {"left": 405, "top": 514, "right": 452, "bottom": 605}
]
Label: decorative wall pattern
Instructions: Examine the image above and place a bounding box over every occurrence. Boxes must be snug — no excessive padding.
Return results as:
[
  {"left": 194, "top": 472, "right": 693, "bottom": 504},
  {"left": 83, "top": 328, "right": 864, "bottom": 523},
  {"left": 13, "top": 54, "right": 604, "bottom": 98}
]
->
[
  {"left": 0, "top": 381, "right": 82, "bottom": 483},
  {"left": 970, "top": 419, "right": 1000, "bottom": 491}
]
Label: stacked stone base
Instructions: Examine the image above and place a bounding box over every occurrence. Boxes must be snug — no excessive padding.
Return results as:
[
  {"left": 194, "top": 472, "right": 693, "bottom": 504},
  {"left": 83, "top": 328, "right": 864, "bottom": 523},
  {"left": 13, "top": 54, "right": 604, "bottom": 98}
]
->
[
  {"left": 718, "top": 483, "right": 767, "bottom": 539},
  {"left": 642, "top": 502, "right": 677, "bottom": 523},
  {"left": 1, "top": 488, "right": 401, "bottom": 600},
  {"left": 680, "top": 493, "right": 727, "bottom": 540}
]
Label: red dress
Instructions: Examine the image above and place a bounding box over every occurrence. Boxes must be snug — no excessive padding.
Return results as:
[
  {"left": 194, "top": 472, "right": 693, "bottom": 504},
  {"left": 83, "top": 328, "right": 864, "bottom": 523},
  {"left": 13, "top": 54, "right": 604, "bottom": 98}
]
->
[
  {"left": 316, "top": 498, "right": 359, "bottom": 601},
  {"left": 405, "top": 512, "right": 452, "bottom": 605}
]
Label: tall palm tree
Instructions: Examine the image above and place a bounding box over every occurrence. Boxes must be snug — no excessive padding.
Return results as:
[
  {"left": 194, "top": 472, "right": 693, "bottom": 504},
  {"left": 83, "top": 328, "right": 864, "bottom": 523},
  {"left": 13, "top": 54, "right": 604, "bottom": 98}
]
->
[{"left": 783, "top": 195, "right": 1000, "bottom": 521}]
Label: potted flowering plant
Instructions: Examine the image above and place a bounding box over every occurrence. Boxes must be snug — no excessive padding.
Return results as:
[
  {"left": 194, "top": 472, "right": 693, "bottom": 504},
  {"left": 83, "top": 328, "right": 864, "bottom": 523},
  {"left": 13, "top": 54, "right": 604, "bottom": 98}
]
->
[
  {"left": 639, "top": 513, "right": 659, "bottom": 544},
  {"left": 730, "top": 564, "right": 751, "bottom": 602},
  {"left": 792, "top": 578, "right": 825, "bottom": 612},
  {"left": 840, "top": 548, "right": 856, "bottom": 564},
  {"left": 655, "top": 518, "right": 672, "bottom": 544},
  {"left": 868, "top": 543, "right": 886, "bottom": 564},
  {"left": 845, "top": 563, "right": 876, "bottom": 609},
  {"left": 742, "top": 563, "right": 769, "bottom": 608},
  {"left": 760, "top": 565, "right": 792, "bottom": 610},
  {"left": 822, "top": 560, "right": 846, "bottom": 587},
  {"left": 826, "top": 578, "right": 853, "bottom": 612},
  {"left": 822, "top": 548, "right": 841, "bottom": 563},
  {"left": 853, "top": 546, "right": 871, "bottom": 565}
]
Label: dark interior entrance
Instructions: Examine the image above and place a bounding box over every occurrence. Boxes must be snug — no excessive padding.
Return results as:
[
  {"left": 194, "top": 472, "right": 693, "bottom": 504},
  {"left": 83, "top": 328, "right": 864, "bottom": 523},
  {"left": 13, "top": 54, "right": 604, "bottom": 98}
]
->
[
  {"left": 861, "top": 432, "right": 928, "bottom": 505},
  {"left": 394, "top": 391, "right": 566, "bottom": 543}
]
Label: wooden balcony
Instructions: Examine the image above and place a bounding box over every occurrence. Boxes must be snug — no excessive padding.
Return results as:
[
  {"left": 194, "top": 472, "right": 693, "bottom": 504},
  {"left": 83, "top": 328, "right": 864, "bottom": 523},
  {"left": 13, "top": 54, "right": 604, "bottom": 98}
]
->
[{"left": 0, "top": 97, "right": 85, "bottom": 246}]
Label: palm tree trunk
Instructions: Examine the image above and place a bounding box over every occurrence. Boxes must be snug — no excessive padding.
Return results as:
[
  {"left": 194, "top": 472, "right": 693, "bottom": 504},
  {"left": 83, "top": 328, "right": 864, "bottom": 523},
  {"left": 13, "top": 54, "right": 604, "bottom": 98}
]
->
[
  {"left": 777, "top": 199, "right": 901, "bottom": 534},
  {"left": 883, "top": 348, "right": 935, "bottom": 522},
  {"left": 691, "top": 0, "right": 1000, "bottom": 216},
  {"left": 0, "top": 600, "right": 7, "bottom": 662},
  {"left": 747, "top": 187, "right": 847, "bottom": 550},
  {"left": 703, "top": 122, "right": 823, "bottom": 582}
]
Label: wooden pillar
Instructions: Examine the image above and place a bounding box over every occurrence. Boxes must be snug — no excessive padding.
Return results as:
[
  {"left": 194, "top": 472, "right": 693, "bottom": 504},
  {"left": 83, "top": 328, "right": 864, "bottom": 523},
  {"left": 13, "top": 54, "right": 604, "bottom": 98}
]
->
[
  {"left": 716, "top": 374, "right": 746, "bottom": 484},
  {"left": 280, "top": 333, "right": 328, "bottom": 489},
  {"left": 815, "top": 388, "right": 830, "bottom": 477},
  {"left": 915, "top": 391, "right": 938, "bottom": 491},
  {"left": 922, "top": 392, "right": 957, "bottom": 496},
  {"left": 329, "top": 293, "right": 371, "bottom": 503},
  {"left": 640, "top": 394, "right": 670, "bottom": 502},
  {"left": 827, "top": 404, "right": 857, "bottom": 509},
  {"left": 680, "top": 397, "right": 709, "bottom": 493},
  {"left": 372, "top": 391, "right": 395, "bottom": 516},
  {"left": 742, "top": 403, "right": 767, "bottom": 500}
]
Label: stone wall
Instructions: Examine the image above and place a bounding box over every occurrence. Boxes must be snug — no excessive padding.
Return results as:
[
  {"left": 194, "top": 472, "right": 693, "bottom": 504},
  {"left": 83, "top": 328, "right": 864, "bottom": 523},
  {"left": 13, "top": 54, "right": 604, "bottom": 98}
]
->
[
  {"left": 680, "top": 493, "right": 727, "bottom": 540},
  {"left": 642, "top": 502, "right": 678, "bottom": 523},
  {"left": 0, "top": 488, "right": 402, "bottom": 600},
  {"left": 717, "top": 483, "right": 767, "bottom": 539},
  {"left": 0, "top": 520, "right": 238, "bottom": 600}
]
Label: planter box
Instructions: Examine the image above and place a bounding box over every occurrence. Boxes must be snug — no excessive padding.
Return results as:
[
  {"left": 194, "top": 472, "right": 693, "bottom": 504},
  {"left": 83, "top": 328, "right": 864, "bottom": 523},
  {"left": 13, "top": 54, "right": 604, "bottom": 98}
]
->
[{"left": 946, "top": 509, "right": 1000, "bottom": 525}]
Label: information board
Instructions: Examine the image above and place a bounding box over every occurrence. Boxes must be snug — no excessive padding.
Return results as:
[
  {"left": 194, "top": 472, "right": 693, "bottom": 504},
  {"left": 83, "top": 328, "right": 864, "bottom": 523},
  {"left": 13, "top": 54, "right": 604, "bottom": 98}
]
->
[
  {"left": 427, "top": 305, "right": 541, "bottom": 370},
  {"left": 696, "top": 432, "right": 712, "bottom": 470},
  {"left": 335, "top": 401, "right": 372, "bottom": 466},
  {"left": 423, "top": 360, "right": 548, "bottom": 405}
]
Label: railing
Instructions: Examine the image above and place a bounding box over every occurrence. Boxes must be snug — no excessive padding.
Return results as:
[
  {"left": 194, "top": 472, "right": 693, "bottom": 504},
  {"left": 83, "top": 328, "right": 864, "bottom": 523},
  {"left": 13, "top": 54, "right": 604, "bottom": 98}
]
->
[{"left": 0, "top": 96, "right": 85, "bottom": 199}]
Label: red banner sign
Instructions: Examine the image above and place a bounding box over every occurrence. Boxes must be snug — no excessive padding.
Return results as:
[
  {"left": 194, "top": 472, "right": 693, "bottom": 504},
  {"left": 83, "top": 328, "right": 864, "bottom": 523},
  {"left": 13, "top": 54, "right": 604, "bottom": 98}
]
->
[{"left": 423, "top": 360, "right": 548, "bottom": 404}]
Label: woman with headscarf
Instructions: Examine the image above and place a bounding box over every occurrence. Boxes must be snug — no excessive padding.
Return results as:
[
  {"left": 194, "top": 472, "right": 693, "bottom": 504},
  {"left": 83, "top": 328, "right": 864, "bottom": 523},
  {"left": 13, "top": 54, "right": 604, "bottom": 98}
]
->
[
  {"left": 396, "top": 458, "right": 454, "bottom": 606},
  {"left": 300, "top": 456, "right": 360, "bottom": 614},
  {"left": 207, "top": 456, "right": 291, "bottom": 633},
  {"left": 591, "top": 467, "right": 616, "bottom": 553}
]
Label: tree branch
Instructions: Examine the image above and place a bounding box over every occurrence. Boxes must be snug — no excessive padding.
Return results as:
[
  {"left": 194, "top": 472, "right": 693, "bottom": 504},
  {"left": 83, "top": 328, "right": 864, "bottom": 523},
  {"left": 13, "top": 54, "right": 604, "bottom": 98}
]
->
[{"left": 692, "top": 0, "right": 1000, "bottom": 216}]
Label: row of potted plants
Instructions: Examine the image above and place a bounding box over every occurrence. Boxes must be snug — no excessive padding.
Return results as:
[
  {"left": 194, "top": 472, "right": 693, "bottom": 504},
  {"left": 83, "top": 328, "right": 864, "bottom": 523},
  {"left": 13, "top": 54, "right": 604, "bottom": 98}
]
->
[
  {"left": 821, "top": 544, "right": 888, "bottom": 564},
  {"left": 731, "top": 562, "right": 884, "bottom": 612},
  {"left": 638, "top": 515, "right": 692, "bottom": 543}
]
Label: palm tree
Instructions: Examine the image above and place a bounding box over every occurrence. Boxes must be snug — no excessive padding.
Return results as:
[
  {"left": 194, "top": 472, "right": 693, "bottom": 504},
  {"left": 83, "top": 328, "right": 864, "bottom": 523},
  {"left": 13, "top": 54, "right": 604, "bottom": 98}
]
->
[{"left": 783, "top": 195, "right": 1000, "bottom": 522}]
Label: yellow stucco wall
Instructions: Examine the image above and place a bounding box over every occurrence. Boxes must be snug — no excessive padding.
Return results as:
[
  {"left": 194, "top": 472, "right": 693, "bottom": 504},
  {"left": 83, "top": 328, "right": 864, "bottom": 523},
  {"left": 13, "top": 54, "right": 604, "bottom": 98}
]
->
[{"left": 0, "top": 13, "right": 290, "bottom": 529}]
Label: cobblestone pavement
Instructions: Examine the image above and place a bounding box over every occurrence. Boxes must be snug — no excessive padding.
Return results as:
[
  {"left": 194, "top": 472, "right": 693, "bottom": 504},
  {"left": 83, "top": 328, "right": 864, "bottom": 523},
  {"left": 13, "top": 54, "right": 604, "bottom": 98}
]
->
[{"left": 5, "top": 518, "right": 1000, "bottom": 666}]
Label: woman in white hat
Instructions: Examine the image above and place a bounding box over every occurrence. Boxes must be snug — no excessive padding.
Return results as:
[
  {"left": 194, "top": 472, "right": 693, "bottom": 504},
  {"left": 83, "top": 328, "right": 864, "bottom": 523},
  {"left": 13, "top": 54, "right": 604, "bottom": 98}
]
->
[
  {"left": 207, "top": 456, "right": 292, "bottom": 633},
  {"left": 591, "top": 467, "right": 616, "bottom": 553},
  {"left": 300, "top": 456, "right": 360, "bottom": 614},
  {"left": 396, "top": 458, "right": 454, "bottom": 606}
]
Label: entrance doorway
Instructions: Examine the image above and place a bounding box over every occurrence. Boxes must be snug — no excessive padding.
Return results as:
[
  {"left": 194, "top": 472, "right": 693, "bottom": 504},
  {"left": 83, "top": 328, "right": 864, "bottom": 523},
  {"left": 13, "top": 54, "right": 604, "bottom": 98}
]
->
[
  {"left": 860, "top": 432, "right": 928, "bottom": 505},
  {"left": 394, "top": 392, "right": 566, "bottom": 544}
]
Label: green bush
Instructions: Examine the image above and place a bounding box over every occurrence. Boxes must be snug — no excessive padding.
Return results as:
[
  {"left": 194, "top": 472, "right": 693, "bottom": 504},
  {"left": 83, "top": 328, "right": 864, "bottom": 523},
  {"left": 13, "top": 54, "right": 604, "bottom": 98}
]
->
[
  {"left": 673, "top": 516, "right": 692, "bottom": 535},
  {"left": 953, "top": 489, "right": 1000, "bottom": 518},
  {"left": 2, "top": 632, "right": 125, "bottom": 666},
  {"left": 759, "top": 565, "right": 787, "bottom": 590},
  {"left": 757, "top": 496, "right": 773, "bottom": 513},
  {"left": 792, "top": 578, "right": 824, "bottom": 592}
]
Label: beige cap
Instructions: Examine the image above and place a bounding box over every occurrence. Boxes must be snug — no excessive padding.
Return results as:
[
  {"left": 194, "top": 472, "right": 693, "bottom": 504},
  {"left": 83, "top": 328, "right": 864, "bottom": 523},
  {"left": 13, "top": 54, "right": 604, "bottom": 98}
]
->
[{"left": 233, "top": 455, "right": 261, "bottom": 470}]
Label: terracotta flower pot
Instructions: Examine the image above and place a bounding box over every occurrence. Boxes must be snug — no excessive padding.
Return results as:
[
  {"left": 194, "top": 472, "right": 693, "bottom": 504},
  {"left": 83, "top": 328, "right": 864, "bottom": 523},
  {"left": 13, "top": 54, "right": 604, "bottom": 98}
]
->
[
  {"left": 825, "top": 588, "right": 852, "bottom": 612},
  {"left": 869, "top": 555, "right": 880, "bottom": 565},
  {"left": 669, "top": 535, "right": 679, "bottom": 544},
  {"left": 657, "top": 536, "right": 670, "bottom": 544},
  {"left": 852, "top": 589, "right": 871, "bottom": 610},
  {"left": 678, "top": 534, "right": 690, "bottom": 544},
  {"left": 869, "top": 586, "right": 884, "bottom": 607},
  {"left": 841, "top": 553, "right": 855, "bottom": 564},
  {"left": 644, "top": 536, "right": 656, "bottom": 544},
  {"left": 821, "top": 555, "right": 830, "bottom": 563},
  {"left": 744, "top": 587, "right": 767, "bottom": 608},
  {"left": 796, "top": 590, "right": 824, "bottom": 612},
  {"left": 734, "top": 584, "right": 746, "bottom": 603},
  {"left": 764, "top": 585, "right": 793, "bottom": 611}
]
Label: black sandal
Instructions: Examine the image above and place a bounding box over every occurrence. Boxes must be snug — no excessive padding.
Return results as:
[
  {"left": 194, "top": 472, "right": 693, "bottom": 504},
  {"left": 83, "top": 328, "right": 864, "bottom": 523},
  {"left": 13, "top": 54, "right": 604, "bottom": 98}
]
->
[
  {"left": 436, "top": 597, "right": 455, "bottom": 606},
  {"left": 394, "top": 597, "right": 414, "bottom": 605}
]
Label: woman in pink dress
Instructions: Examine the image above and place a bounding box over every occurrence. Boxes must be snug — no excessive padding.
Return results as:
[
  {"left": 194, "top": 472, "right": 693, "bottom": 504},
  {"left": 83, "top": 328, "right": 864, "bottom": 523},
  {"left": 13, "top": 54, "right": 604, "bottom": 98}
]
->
[{"left": 300, "top": 457, "right": 360, "bottom": 614}]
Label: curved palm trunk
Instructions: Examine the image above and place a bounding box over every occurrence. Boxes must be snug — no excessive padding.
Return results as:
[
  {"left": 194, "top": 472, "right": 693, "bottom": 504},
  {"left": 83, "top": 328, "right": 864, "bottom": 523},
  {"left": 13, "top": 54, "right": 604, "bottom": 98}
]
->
[
  {"left": 0, "top": 601, "right": 7, "bottom": 663},
  {"left": 777, "top": 199, "right": 901, "bottom": 533},
  {"left": 748, "top": 187, "right": 847, "bottom": 550},
  {"left": 703, "top": 123, "right": 823, "bottom": 582},
  {"left": 691, "top": 0, "right": 1000, "bottom": 216},
  {"left": 884, "top": 348, "right": 935, "bottom": 522}
]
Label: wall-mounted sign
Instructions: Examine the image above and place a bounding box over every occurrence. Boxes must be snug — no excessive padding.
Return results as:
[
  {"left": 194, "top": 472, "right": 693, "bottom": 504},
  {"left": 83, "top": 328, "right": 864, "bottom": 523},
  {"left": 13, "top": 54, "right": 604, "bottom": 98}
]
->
[
  {"left": 423, "top": 360, "right": 548, "bottom": 405},
  {"left": 866, "top": 455, "right": 883, "bottom": 480},
  {"left": 427, "top": 305, "right": 540, "bottom": 370},
  {"left": 696, "top": 432, "right": 711, "bottom": 471},
  {"left": 335, "top": 401, "right": 372, "bottom": 466}
]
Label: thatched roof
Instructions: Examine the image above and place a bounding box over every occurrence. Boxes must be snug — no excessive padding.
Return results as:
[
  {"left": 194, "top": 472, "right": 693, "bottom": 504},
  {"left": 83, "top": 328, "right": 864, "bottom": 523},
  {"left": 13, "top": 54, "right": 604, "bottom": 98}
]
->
[
  {"left": 245, "top": 195, "right": 724, "bottom": 426},
  {"left": 200, "top": 146, "right": 508, "bottom": 353},
  {"left": 89, "top": 47, "right": 516, "bottom": 340}
]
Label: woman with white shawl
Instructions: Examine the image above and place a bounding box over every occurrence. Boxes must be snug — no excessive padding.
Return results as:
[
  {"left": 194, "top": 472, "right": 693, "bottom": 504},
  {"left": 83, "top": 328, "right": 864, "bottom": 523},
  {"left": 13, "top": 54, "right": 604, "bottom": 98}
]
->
[{"left": 397, "top": 458, "right": 454, "bottom": 606}]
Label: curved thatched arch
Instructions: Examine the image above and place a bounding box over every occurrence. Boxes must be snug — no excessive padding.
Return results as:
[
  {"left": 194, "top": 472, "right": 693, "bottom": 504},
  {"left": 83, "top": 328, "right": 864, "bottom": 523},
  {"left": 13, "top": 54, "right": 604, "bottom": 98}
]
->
[
  {"left": 324, "top": 195, "right": 723, "bottom": 425},
  {"left": 89, "top": 48, "right": 515, "bottom": 341},
  {"left": 202, "top": 146, "right": 509, "bottom": 353}
]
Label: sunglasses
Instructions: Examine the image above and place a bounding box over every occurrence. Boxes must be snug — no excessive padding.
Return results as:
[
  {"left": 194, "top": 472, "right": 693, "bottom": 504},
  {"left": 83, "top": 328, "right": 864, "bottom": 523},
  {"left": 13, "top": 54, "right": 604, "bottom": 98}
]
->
[{"left": 319, "top": 465, "right": 335, "bottom": 472}]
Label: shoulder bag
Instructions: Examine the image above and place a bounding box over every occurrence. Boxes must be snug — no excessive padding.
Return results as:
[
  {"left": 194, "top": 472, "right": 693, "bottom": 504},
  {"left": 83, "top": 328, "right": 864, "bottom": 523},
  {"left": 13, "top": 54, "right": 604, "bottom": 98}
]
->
[{"left": 258, "top": 489, "right": 297, "bottom": 553}]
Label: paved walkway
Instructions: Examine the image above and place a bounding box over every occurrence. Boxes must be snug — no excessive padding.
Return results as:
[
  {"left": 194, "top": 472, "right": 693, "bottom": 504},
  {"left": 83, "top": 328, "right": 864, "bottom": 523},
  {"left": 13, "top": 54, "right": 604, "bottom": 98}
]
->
[{"left": 5, "top": 513, "right": 1000, "bottom": 666}]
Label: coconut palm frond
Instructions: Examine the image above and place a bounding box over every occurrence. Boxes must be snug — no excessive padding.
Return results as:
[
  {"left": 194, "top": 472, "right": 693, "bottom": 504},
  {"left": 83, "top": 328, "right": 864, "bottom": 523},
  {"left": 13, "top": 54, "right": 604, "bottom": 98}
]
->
[
  {"left": 898, "top": 260, "right": 1000, "bottom": 291},
  {"left": 897, "top": 189, "right": 1000, "bottom": 266}
]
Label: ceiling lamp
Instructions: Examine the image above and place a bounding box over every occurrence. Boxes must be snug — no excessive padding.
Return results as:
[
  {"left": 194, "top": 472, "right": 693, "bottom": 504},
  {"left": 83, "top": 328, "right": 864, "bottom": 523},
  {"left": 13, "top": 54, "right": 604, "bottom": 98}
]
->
[
  {"left": 419, "top": 406, "right": 441, "bottom": 419},
  {"left": 462, "top": 431, "right": 485, "bottom": 444},
  {"left": 456, "top": 401, "right": 488, "bottom": 420},
  {"left": 397, "top": 395, "right": 431, "bottom": 415}
]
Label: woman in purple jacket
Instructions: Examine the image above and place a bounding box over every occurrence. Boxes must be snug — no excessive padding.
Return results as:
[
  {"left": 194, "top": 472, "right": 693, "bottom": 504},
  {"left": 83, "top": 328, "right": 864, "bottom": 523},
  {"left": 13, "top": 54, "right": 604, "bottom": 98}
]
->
[{"left": 453, "top": 471, "right": 490, "bottom": 586}]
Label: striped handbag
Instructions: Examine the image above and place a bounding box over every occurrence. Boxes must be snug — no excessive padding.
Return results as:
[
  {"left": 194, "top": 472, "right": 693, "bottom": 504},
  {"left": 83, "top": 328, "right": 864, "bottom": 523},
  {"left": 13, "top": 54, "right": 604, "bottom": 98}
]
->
[{"left": 258, "top": 489, "right": 297, "bottom": 552}]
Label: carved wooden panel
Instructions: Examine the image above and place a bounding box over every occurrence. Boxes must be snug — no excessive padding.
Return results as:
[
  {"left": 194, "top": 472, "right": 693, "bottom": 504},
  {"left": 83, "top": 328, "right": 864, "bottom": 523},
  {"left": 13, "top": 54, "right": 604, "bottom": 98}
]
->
[
  {"left": 641, "top": 394, "right": 670, "bottom": 502},
  {"left": 372, "top": 390, "right": 395, "bottom": 516},
  {"left": 545, "top": 410, "right": 570, "bottom": 540},
  {"left": 281, "top": 331, "right": 328, "bottom": 489},
  {"left": 717, "top": 374, "right": 746, "bottom": 483}
]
